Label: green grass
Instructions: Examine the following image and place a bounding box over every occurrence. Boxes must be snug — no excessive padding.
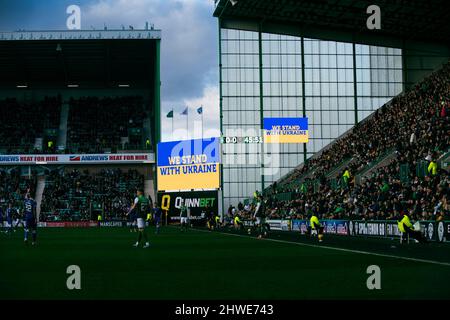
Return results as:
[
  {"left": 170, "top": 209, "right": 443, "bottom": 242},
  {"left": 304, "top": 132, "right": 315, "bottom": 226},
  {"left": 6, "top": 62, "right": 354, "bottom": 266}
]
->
[{"left": 1, "top": 226, "right": 450, "bottom": 300}]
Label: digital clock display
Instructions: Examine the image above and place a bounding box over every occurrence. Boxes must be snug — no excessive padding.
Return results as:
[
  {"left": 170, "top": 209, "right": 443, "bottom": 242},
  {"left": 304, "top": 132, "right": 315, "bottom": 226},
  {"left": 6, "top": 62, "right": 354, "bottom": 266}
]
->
[{"left": 221, "top": 136, "right": 263, "bottom": 144}]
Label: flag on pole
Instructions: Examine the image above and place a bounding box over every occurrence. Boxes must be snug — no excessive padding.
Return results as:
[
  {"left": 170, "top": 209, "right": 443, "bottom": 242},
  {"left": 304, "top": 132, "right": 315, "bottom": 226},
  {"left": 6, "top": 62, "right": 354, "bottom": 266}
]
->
[
  {"left": 166, "top": 110, "right": 174, "bottom": 118},
  {"left": 181, "top": 107, "right": 189, "bottom": 139},
  {"left": 198, "top": 105, "right": 204, "bottom": 139}
]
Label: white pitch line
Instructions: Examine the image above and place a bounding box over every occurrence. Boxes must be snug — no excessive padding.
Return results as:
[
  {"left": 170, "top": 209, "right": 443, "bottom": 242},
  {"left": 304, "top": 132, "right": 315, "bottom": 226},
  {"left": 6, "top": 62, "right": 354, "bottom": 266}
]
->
[{"left": 191, "top": 228, "right": 450, "bottom": 267}]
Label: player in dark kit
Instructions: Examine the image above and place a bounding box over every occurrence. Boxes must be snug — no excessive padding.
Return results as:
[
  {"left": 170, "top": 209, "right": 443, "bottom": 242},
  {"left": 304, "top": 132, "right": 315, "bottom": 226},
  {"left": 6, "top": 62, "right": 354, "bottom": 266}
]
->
[
  {"left": 0, "top": 206, "right": 3, "bottom": 233},
  {"left": 152, "top": 202, "right": 162, "bottom": 234},
  {"left": 23, "top": 194, "right": 37, "bottom": 245},
  {"left": 5, "top": 203, "right": 15, "bottom": 234}
]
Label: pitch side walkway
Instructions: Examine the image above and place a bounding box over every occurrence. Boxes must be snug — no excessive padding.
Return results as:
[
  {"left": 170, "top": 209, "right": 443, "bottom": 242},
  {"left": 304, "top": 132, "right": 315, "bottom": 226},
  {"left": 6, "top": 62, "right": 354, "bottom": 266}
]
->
[{"left": 192, "top": 227, "right": 450, "bottom": 267}]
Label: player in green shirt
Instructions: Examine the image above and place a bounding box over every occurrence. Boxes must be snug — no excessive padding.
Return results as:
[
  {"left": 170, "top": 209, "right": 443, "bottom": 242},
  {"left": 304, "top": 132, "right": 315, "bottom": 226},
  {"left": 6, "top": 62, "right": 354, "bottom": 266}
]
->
[
  {"left": 127, "top": 189, "right": 150, "bottom": 248},
  {"left": 254, "top": 196, "right": 269, "bottom": 239},
  {"left": 180, "top": 203, "right": 189, "bottom": 232}
]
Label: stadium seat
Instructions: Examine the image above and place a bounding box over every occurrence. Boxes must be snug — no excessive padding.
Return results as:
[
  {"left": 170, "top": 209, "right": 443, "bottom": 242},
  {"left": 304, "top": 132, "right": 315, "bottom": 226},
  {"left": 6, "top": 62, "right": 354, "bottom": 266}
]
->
[
  {"left": 40, "top": 168, "right": 145, "bottom": 222},
  {"left": 66, "top": 96, "right": 147, "bottom": 153},
  {"left": 0, "top": 96, "right": 61, "bottom": 153}
]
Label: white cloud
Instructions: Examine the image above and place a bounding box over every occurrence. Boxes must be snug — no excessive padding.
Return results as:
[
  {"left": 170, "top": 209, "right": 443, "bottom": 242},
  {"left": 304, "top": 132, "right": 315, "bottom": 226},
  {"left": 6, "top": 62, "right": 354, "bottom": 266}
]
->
[
  {"left": 82, "top": 0, "right": 220, "bottom": 142},
  {"left": 162, "top": 85, "right": 220, "bottom": 141}
]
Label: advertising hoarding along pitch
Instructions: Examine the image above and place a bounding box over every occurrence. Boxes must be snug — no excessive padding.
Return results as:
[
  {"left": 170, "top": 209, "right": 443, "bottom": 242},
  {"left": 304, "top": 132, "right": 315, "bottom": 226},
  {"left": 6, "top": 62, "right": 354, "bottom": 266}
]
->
[
  {"left": 157, "top": 138, "right": 220, "bottom": 191},
  {"left": 0, "top": 153, "right": 154, "bottom": 165},
  {"left": 158, "top": 190, "right": 218, "bottom": 223},
  {"left": 290, "top": 219, "right": 348, "bottom": 235}
]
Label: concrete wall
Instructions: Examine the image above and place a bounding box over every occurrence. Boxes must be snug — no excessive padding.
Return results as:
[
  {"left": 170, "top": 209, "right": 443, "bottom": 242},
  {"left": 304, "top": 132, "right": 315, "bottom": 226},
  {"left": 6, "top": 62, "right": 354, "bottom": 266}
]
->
[
  {"left": 402, "top": 41, "right": 450, "bottom": 90},
  {"left": 0, "top": 88, "right": 152, "bottom": 103}
]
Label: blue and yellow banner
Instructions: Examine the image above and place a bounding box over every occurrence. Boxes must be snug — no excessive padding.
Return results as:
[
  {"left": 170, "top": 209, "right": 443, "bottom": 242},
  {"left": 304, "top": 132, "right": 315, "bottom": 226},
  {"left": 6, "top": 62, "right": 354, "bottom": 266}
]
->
[
  {"left": 157, "top": 138, "right": 220, "bottom": 191},
  {"left": 263, "top": 118, "right": 308, "bottom": 143}
]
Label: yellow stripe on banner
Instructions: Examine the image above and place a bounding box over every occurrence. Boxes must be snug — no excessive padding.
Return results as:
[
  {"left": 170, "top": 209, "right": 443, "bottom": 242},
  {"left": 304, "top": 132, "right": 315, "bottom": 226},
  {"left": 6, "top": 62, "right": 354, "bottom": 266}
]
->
[
  {"left": 157, "top": 163, "right": 220, "bottom": 190},
  {"left": 264, "top": 133, "right": 309, "bottom": 144}
]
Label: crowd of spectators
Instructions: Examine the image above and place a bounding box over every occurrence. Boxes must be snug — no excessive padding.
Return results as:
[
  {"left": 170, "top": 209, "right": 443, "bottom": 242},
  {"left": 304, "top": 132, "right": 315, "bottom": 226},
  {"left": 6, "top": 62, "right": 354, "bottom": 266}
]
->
[
  {"left": 0, "top": 96, "right": 61, "bottom": 154},
  {"left": 67, "top": 96, "right": 148, "bottom": 153},
  {"left": 0, "top": 95, "right": 150, "bottom": 155},
  {"left": 254, "top": 60, "right": 450, "bottom": 223},
  {"left": 40, "top": 168, "right": 145, "bottom": 222},
  {"left": 0, "top": 169, "right": 37, "bottom": 212}
]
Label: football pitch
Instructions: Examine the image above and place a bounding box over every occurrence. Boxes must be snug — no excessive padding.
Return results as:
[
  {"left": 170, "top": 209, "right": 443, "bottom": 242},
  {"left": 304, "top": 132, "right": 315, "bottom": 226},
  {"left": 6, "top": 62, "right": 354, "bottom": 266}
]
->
[{"left": 1, "top": 226, "right": 450, "bottom": 300}]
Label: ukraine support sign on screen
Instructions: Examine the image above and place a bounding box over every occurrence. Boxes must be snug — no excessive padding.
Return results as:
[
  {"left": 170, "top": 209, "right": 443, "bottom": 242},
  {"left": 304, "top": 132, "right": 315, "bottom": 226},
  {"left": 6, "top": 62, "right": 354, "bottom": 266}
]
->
[
  {"left": 157, "top": 138, "right": 220, "bottom": 191},
  {"left": 263, "top": 118, "right": 308, "bottom": 143}
]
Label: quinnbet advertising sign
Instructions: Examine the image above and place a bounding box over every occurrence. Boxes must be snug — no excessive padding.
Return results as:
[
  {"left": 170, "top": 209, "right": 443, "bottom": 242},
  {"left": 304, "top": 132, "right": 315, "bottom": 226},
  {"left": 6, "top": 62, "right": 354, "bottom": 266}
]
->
[{"left": 157, "top": 191, "right": 218, "bottom": 223}]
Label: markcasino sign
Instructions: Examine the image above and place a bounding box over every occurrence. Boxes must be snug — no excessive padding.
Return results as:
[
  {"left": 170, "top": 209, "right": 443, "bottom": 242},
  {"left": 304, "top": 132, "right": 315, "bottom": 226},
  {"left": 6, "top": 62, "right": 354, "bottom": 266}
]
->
[
  {"left": 290, "top": 220, "right": 348, "bottom": 235},
  {"left": 323, "top": 220, "right": 348, "bottom": 235}
]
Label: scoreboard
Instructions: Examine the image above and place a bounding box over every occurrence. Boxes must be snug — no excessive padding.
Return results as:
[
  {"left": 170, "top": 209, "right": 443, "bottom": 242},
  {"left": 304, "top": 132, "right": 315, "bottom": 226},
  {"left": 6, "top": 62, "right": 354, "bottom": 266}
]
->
[{"left": 221, "top": 136, "right": 263, "bottom": 144}]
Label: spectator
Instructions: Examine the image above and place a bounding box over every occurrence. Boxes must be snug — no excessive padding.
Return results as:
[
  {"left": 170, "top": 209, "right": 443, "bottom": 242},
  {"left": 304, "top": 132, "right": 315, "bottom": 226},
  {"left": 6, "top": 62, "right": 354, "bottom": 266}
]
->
[{"left": 252, "top": 59, "right": 450, "bottom": 223}]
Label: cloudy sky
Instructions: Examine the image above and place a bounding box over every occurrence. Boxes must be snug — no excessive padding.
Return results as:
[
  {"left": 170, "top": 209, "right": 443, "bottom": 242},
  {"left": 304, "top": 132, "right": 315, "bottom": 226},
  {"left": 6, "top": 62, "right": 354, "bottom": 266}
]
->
[{"left": 0, "top": 0, "right": 220, "bottom": 141}]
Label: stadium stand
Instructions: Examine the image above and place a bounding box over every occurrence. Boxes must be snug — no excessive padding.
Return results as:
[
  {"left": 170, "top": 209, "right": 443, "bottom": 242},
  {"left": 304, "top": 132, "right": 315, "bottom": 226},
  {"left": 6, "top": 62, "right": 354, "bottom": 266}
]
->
[
  {"left": 0, "top": 96, "right": 61, "bottom": 154},
  {"left": 66, "top": 96, "right": 147, "bottom": 153},
  {"left": 0, "top": 169, "right": 37, "bottom": 212},
  {"left": 256, "top": 60, "right": 450, "bottom": 222},
  {"left": 39, "top": 168, "right": 144, "bottom": 222},
  {"left": 0, "top": 95, "right": 150, "bottom": 154}
]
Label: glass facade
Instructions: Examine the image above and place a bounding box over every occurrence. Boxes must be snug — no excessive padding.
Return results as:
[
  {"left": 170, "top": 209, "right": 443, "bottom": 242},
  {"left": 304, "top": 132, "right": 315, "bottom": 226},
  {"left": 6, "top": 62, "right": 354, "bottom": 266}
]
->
[
  {"left": 304, "top": 39, "right": 355, "bottom": 155},
  {"left": 220, "top": 28, "right": 403, "bottom": 208},
  {"left": 355, "top": 44, "right": 403, "bottom": 121}
]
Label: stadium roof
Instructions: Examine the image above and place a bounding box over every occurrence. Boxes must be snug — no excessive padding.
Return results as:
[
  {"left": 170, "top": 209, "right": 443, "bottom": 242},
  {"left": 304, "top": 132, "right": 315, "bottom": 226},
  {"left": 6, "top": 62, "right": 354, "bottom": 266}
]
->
[
  {"left": 0, "top": 30, "right": 161, "bottom": 89},
  {"left": 213, "top": 0, "right": 450, "bottom": 46}
]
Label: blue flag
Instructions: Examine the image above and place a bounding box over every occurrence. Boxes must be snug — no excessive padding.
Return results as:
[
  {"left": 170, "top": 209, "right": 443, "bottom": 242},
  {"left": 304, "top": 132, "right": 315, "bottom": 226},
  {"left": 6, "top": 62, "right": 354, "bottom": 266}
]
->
[
  {"left": 197, "top": 106, "right": 203, "bottom": 114},
  {"left": 181, "top": 107, "right": 188, "bottom": 115}
]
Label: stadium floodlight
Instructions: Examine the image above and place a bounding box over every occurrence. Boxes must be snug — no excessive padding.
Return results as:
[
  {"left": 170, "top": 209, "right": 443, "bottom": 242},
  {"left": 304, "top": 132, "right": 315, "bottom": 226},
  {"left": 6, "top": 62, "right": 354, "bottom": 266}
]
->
[
  {"left": 16, "top": 85, "right": 28, "bottom": 88},
  {"left": 118, "top": 84, "right": 130, "bottom": 88},
  {"left": 230, "top": 0, "right": 238, "bottom": 6},
  {"left": 67, "top": 84, "right": 79, "bottom": 88}
]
